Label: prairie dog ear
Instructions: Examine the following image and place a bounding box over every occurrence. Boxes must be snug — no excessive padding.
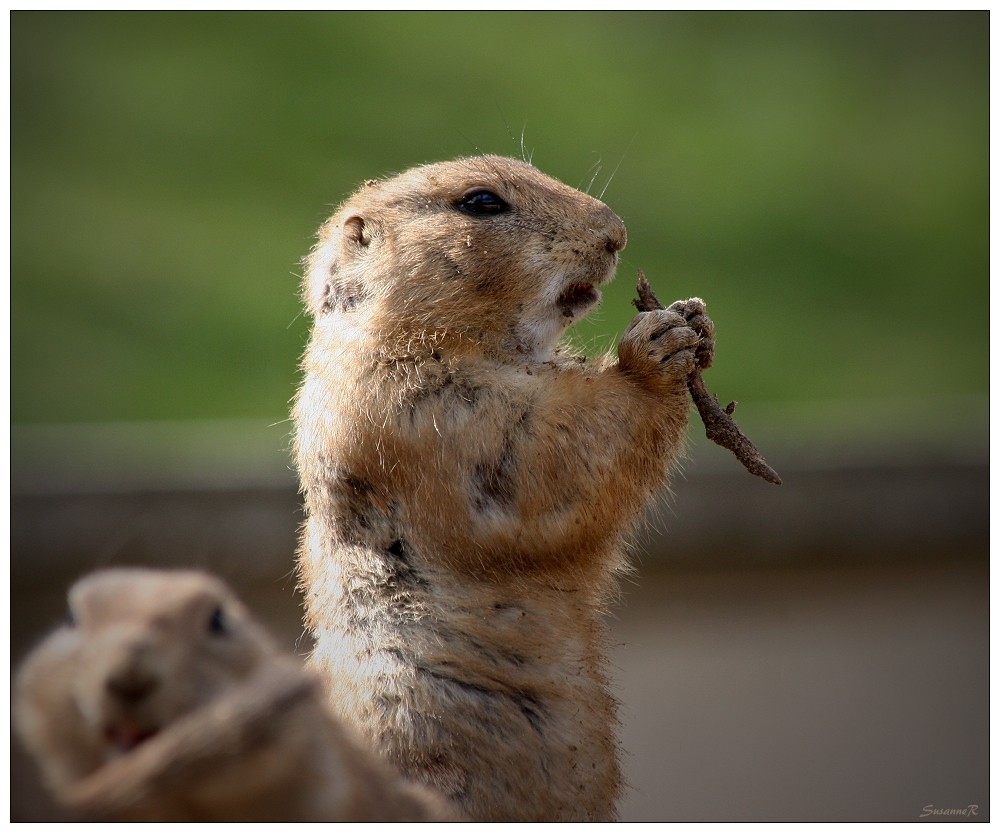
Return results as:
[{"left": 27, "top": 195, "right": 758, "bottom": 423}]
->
[
  {"left": 304, "top": 214, "right": 372, "bottom": 316},
  {"left": 342, "top": 214, "right": 370, "bottom": 246}
]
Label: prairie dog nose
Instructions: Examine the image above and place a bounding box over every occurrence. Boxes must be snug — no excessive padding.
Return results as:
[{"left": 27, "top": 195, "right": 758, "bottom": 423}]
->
[
  {"left": 600, "top": 209, "right": 627, "bottom": 254},
  {"left": 105, "top": 644, "right": 159, "bottom": 704}
]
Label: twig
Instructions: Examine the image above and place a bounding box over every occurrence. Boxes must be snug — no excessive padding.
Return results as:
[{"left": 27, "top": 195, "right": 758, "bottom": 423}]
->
[{"left": 633, "top": 270, "right": 782, "bottom": 485}]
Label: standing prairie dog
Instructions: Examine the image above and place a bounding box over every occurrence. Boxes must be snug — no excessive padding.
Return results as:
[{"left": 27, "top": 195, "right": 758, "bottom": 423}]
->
[
  {"left": 13, "top": 569, "right": 452, "bottom": 821},
  {"left": 294, "top": 155, "right": 714, "bottom": 821}
]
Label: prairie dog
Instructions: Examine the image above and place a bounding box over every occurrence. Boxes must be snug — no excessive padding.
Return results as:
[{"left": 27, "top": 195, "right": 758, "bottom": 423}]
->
[
  {"left": 14, "top": 569, "right": 451, "bottom": 821},
  {"left": 294, "top": 155, "right": 713, "bottom": 821}
]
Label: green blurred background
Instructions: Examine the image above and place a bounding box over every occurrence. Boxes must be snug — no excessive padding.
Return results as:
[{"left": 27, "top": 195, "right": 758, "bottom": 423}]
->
[
  {"left": 12, "top": 11, "right": 987, "bottom": 427},
  {"left": 11, "top": 12, "right": 989, "bottom": 823}
]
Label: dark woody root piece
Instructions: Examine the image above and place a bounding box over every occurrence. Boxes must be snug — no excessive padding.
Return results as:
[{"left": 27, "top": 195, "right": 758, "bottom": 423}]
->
[{"left": 633, "top": 270, "right": 782, "bottom": 486}]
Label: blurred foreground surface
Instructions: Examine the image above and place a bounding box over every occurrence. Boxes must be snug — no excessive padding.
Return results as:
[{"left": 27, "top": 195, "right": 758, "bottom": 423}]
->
[{"left": 614, "top": 560, "right": 987, "bottom": 822}]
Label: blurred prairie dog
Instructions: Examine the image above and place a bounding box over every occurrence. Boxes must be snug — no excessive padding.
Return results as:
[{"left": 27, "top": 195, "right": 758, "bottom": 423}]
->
[
  {"left": 13, "top": 568, "right": 451, "bottom": 822},
  {"left": 295, "top": 155, "right": 714, "bottom": 820}
]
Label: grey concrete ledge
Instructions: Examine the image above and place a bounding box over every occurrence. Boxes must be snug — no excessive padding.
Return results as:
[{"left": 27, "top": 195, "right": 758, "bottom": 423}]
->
[{"left": 10, "top": 412, "right": 988, "bottom": 587}]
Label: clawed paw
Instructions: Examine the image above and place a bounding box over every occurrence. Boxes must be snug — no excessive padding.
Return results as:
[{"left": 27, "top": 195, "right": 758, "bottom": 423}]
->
[
  {"left": 666, "top": 297, "right": 714, "bottom": 370},
  {"left": 618, "top": 298, "right": 715, "bottom": 381}
]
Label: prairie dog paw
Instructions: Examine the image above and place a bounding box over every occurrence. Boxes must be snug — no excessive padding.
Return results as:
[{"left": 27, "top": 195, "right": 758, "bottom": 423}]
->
[
  {"left": 666, "top": 297, "right": 714, "bottom": 370},
  {"left": 618, "top": 308, "right": 700, "bottom": 381}
]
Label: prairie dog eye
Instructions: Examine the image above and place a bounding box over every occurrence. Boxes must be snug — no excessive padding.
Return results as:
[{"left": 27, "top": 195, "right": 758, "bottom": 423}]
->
[
  {"left": 208, "top": 606, "right": 227, "bottom": 636},
  {"left": 456, "top": 189, "right": 509, "bottom": 216}
]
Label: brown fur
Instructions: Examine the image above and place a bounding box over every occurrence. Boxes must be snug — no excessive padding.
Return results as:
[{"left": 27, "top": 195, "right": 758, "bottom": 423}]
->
[
  {"left": 294, "top": 155, "right": 713, "bottom": 821},
  {"left": 13, "top": 569, "right": 452, "bottom": 821}
]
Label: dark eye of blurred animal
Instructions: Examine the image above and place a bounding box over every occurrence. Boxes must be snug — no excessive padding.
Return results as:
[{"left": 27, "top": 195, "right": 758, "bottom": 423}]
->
[
  {"left": 208, "top": 606, "right": 227, "bottom": 635},
  {"left": 457, "top": 190, "right": 509, "bottom": 216}
]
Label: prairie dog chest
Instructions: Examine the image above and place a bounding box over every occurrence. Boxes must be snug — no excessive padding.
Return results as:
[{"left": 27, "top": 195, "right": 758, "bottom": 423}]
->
[{"left": 297, "top": 346, "right": 559, "bottom": 562}]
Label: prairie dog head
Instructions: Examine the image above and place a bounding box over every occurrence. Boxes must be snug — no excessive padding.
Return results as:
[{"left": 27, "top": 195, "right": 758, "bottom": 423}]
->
[
  {"left": 14, "top": 569, "right": 278, "bottom": 794},
  {"left": 305, "top": 155, "right": 627, "bottom": 360}
]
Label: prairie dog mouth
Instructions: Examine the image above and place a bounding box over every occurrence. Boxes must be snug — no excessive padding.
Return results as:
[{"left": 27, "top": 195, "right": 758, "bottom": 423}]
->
[
  {"left": 105, "top": 722, "right": 159, "bottom": 754},
  {"left": 556, "top": 255, "right": 617, "bottom": 320},
  {"left": 557, "top": 281, "right": 602, "bottom": 319}
]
